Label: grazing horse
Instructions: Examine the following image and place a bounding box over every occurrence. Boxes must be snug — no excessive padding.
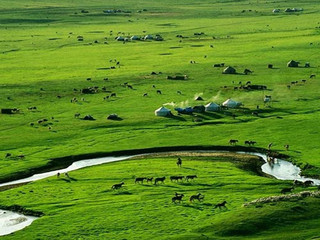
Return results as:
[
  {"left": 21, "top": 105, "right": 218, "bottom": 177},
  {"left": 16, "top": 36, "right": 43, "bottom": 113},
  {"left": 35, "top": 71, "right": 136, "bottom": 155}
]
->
[
  {"left": 156, "top": 90, "right": 162, "bottom": 94},
  {"left": 135, "top": 177, "right": 147, "bottom": 184},
  {"left": 190, "top": 193, "right": 204, "bottom": 202},
  {"left": 146, "top": 177, "right": 153, "bottom": 183},
  {"left": 186, "top": 175, "right": 197, "bottom": 181},
  {"left": 229, "top": 139, "right": 238, "bottom": 145},
  {"left": 172, "top": 193, "right": 184, "bottom": 203},
  {"left": 214, "top": 201, "right": 227, "bottom": 209},
  {"left": 170, "top": 176, "right": 184, "bottom": 182},
  {"left": 154, "top": 177, "right": 166, "bottom": 185},
  {"left": 112, "top": 182, "right": 124, "bottom": 190},
  {"left": 281, "top": 187, "right": 294, "bottom": 194}
]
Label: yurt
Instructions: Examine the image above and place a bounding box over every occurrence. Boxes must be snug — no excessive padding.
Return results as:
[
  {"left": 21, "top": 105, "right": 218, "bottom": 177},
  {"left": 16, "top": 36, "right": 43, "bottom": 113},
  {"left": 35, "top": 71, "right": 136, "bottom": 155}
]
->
[
  {"left": 222, "top": 99, "right": 242, "bottom": 108},
  {"left": 155, "top": 107, "right": 171, "bottom": 116},
  {"left": 205, "top": 102, "right": 220, "bottom": 112}
]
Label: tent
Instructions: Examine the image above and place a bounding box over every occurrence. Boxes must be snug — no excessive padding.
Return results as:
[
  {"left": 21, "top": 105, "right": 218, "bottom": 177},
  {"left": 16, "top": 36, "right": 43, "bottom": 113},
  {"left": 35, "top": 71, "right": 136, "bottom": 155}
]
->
[
  {"left": 222, "top": 66, "right": 236, "bottom": 74},
  {"left": 130, "top": 35, "right": 140, "bottom": 40},
  {"left": 144, "top": 34, "right": 153, "bottom": 40},
  {"left": 287, "top": 60, "right": 299, "bottom": 67},
  {"left": 116, "top": 36, "right": 125, "bottom": 41},
  {"left": 155, "top": 107, "right": 171, "bottom": 116},
  {"left": 205, "top": 102, "right": 220, "bottom": 112},
  {"left": 222, "top": 99, "right": 242, "bottom": 108}
]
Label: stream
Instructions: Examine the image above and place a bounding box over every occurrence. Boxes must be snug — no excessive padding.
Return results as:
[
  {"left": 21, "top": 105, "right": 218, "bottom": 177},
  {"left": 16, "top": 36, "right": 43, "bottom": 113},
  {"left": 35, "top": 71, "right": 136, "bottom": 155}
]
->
[{"left": 0, "top": 150, "right": 319, "bottom": 236}]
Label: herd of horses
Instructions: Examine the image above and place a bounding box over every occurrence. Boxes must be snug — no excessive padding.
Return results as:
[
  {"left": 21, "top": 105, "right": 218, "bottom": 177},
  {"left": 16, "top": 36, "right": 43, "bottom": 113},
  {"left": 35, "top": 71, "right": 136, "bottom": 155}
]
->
[{"left": 110, "top": 173, "right": 228, "bottom": 210}]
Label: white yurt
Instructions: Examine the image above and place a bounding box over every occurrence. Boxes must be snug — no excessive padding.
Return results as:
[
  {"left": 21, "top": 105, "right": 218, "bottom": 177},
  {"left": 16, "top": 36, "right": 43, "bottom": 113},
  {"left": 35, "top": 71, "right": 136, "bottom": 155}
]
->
[
  {"left": 155, "top": 107, "right": 171, "bottom": 116},
  {"left": 222, "top": 99, "right": 242, "bottom": 108},
  {"left": 205, "top": 102, "right": 220, "bottom": 112}
]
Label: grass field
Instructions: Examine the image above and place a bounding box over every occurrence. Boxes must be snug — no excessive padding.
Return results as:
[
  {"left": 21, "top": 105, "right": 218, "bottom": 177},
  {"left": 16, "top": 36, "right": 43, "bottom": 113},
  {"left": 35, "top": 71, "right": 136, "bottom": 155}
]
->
[{"left": 1, "top": 0, "right": 320, "bottom": 238}]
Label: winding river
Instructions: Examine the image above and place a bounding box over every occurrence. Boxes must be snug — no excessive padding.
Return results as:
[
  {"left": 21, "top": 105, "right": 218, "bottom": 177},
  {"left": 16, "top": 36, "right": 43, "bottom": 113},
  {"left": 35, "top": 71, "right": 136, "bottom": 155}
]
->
[{"left": 0, "top": 150, "right": 319, "bottom": 236}]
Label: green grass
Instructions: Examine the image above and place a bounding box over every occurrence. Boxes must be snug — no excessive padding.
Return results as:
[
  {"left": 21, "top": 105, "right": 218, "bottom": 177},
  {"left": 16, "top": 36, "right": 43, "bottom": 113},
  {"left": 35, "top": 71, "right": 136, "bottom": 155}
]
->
[
  {"left": 1, "top": 0, "right": 320, "bottom": 238},
  {"left": 1, "top": 154, "right": 319, "bottom": 240}
]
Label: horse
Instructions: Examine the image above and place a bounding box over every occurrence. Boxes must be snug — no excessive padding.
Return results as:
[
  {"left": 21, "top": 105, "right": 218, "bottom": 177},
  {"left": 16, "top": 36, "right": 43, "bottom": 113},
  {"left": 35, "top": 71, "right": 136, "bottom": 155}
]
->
[
  {"left": 172, "top": 193, "right": 184, "bottom": 203},
  {"left": 112, "top": 182, "right": 124, "bottom": 190},
  {"left": 190, "top": 193, "right": 204, "bottom": 202},
  {"left": 176, "top": 157, "right": 182, "bottom": 167},
  {"left": 229, "top": 139, "right": 238, "bottom": 145},
  {"left": 186, "top": 175, "right": 197, "bottom": 181},
  {"left": 170, "top": 176, "right": 184, "bottom": 182},
  {"left": 154, "top": 177, "right": 165, "bottom": 185},
  {"left": 245, "top": 140, "right": 256, "bottom": 146},
  {"left": 135, "top": 177, "right": 147, "bottom": 184},
  {"left": 146, "top": 177, "right": 153, "bottom": 183},
  {"left": 214, "top": 201, "right": 227, "bottom": 209}
]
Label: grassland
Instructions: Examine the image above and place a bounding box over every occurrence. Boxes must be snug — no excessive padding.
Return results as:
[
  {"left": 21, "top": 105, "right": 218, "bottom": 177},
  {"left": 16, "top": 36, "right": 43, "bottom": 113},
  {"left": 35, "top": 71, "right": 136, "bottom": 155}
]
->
[
  {"left": 1, "top": 154, "right": 320, "bottom": 240},
  {"left": 1, "top": 0, "right": 320, "bottom": 238}
]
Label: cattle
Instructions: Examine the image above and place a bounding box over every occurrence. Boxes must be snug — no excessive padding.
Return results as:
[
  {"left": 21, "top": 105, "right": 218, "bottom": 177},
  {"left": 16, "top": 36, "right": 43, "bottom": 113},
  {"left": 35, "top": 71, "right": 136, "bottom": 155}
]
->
[
  {"left": 229, "top": 139, "right": 238, "bottom": 145},
  {"left": 5, "top": 153, "right": 11, "bottom": 158},
  {"left": 281, "top": 187, "right": 294, "bottom": 194},
  {"left": 17, "top": 154, "right": 25, "bottom": 159},
  {"left": 310, "top": 74, "right": 316, "bottom": 78},
  {"left": 303, "top": 180, "right": 314, "bottom": 187},
  {"left": 135, "top": 177, "right": 147, "bottom": 184},
  {"left": 301, "top": 79, "right": 307, "bottom": 83},
  {"left": 112, "top": 182, "right": 124, "bottom": 190},
  {"left": 186, "top": 175, "right": 197, "bottom": 181},
  {"left": 268, "top": 64, "right": 273, "bottom": 69},
  {"left": 156, "top": 90, "right": 162, "bottom": 94},
  {"left": 127, "top": 85, "right": 133, "bottom": 89},
  {"left": 143, "top": 93, "right": 148, "bottom": 97},
  {"left": 170, "top": 176, "right": 184, "bottom": 182},
  {"left": 74, "top": 113, "right": 80, "bottom": 118},
  {"left": 110, "top": 93, "right": 117, "bottom": 97},
  {"left": 214, "top": 201, "right": 227, "bottom": 209},
  {"left": 176, "top": 157, "right": 182, "bottom": 167},
  {"left": 244, "top": 69, "right": 253, "bottom": 75},
  {"left": 177, "top": 90, "right": 182, "bottom": 94},
  {"left": 190, "top": 193, "right": 204, "bottom": 202},
  {"left": 154, "top": 177, "right": 166, "bottom": 185}
]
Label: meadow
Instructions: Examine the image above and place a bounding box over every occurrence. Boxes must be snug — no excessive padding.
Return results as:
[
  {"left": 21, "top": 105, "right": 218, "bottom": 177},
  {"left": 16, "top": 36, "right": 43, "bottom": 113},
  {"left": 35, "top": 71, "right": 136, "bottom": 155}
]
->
[{"left": 0, "top": 0, "right": 320, "bottom": 238}]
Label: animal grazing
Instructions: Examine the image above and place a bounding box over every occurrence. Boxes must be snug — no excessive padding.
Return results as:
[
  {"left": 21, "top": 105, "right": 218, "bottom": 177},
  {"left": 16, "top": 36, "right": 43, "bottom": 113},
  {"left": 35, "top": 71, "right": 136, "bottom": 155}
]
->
[
  {"left": 170, "top": 176, "right": 184, "bottom": 182},
  {"left": 284, "top": 144, "right": 289, "bottom": 150},
  {"left": 281, "top": 187, "right": 294, "bottom": 194},
  {"left": 214, "top": 201, "right": 227, "bottom": 209},
  {"left": 110, "top": 93, "right": 116, "bottom": 97},
  {"left": 74, "top": 113, "right": 80, "bottom": 118},
  {"left": 135, "top": 177, "right": 147, "bottom": 184},
  {"left": 190, "top": 193, "right": 204, "bottom": 202},
  {"left": 156, "top": 90, "right": 162, "bottom": 94},
  {"left": 229, "top": 139, "right": 238, "bottom": 145},
  {"left": 176, "top": 157, "right": 182, "bottom": 167},
  {"left": 172, "top": 193, "right": 184, "bottom": 203},
  {"left": 112, "top": 182, "right": 124, "bottom": 190},
  {"left": 143, "top": 93, "right": 148, "bottom": 97},
  {"left": 5, "top": 153, "right": 11, "bottom": 158},
  {"left": 244, "top": 69, "right": 253, "bottom": 75},
  {"left": 186, "top": 175, "right": 197, "bottom": 181},
  {"left": 154, "top": 177, "right": 166, "bottom": 185},
  {"left": 310, "top": 74, "right": 316, "bottom": 78},
  {"left": 177, "top": 90, "right": 182, "bottom": 94}
]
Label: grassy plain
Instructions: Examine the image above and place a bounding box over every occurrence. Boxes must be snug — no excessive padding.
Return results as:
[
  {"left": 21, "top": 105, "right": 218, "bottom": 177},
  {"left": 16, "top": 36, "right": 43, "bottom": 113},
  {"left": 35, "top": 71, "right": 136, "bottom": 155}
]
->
[{"left": 1, "top": 0, "right": 320, "bottom": 239}]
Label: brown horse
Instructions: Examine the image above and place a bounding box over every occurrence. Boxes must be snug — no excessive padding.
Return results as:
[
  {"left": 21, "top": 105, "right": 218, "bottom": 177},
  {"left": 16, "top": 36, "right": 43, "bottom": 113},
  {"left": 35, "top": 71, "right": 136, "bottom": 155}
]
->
[{"left": 214, "top": 201, "right": 227, "bottom": 209}]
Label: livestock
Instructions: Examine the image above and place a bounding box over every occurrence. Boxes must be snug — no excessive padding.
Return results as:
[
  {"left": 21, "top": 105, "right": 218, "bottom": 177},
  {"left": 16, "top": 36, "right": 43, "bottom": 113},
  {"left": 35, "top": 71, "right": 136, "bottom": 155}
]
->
[
  {"left": 135, "top": 177, "right": 147, "bottom": 184},
  {"left": 110, "top": 93, "right": 117, "bottom": 97},
  {"left": 146, "top": 177, "right": 153, "bottom": 183},
  {"left": 310, "top": 74, "right": 316, "bottom": 78},
  {"left": 213, "top": 63, "right": 225, "bottom": 67},
  {"left": 303, "top": 180, "right": 314, "bottom": 187},
  {"left": 5, "top": 153, "right": 11, "bottom": 158},
  {"left": 74, "top": 113, "right": 80, "bottom": 118},
  {"left": 177, "top": 91, "right": 182, "bottom": 94},
  {"left": 17, "top": 154, "right": 25, "bottom": 159},
  {"left": 156, "top": 90, "right": 162, "bottom": 94},
  {"left": 154, "top": 177, "right": 166, "bottom": 185},
  {"left": 30, "top": 123, "right": 34, "bottom": 127},
  {"left": 281, "top": 187, "right": 294, "bottom": 194},
  {"left": 284, "top": 144, "right": 289, "bottom": 150},
  {"left": 112, "top": 182, "right": 124, "bottom": 190},
  {"left": 143, "top": 93, "right": 148, "bottom": 97},
  {"left": 214, "top": 201, "right": 227, "bottom": 209},
  {"left": 245, "top": 140, "right": 256, "bottom": 146},
  {"left": 268, "top": 142, "right": 273, "bottom": 150},
  {"left": 127, "top": 85, "right": 133, "bottom": 89},
  {"left": 268, "top": 64, "right": 273, "bottom": 69},
  {"left": 186, "top": 175, "right": 197, "bottom": 181},
  {"left": 190, "top": 193, "right": 204, "bottom": 202},
  {"left": 244, "top": 69, "right": 253, "bottom": 75},
  {"left": 57, "top": 172, "right": 60, "bottom": 178},
  {"left": 170, "top": 176, "right": 184, "bottom": 182},
  {"left": 172, "top": 193, "right": 184, "bottom": 203},
  {"left": 177, "top": 157, "right": 182, "bottom": 167},
  {"left": 229, "top": 139, "right": 238, "bottom": 145},
  {"left": 301, "top": 79, "right": 307, "bottom": 83}
]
